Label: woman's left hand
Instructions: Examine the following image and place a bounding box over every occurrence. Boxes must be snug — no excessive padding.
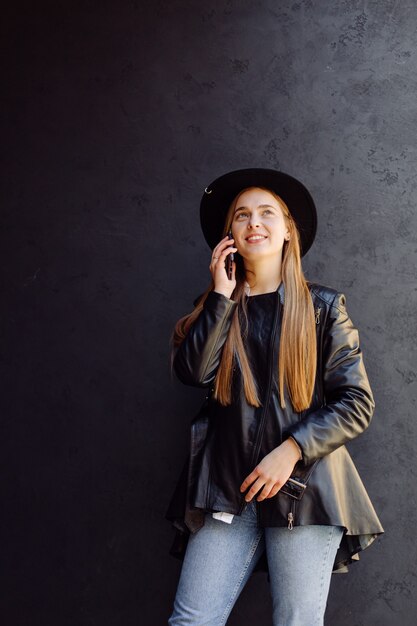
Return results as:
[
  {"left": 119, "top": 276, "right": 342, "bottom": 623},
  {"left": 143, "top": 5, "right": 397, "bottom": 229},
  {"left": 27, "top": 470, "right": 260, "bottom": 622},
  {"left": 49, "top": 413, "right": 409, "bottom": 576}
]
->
[{"left": 239, "top": 439, "right": 301, "bottom": 502}]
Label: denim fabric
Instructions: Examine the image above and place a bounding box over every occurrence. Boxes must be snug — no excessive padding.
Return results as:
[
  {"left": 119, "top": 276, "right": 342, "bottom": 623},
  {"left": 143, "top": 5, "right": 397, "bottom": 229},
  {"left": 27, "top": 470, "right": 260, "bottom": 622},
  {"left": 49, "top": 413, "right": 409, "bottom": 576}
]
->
[{"left": 168, "top": 499, "right": 344, "bottom": 626}]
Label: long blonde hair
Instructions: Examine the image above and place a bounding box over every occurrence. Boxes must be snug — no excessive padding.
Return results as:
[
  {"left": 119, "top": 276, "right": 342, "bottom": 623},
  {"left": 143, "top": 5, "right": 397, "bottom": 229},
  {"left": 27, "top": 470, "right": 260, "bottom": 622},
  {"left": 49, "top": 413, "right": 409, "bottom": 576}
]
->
[{"left": 171, "top": 186, "right": 317, "bottom": 412}]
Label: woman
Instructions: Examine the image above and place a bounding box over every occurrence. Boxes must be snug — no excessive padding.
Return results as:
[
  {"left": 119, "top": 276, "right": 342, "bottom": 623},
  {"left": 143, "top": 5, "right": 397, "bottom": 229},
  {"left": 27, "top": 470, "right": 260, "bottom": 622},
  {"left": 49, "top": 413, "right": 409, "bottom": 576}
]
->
[{"left": 166, "top": 168, "right": 383, "bottom": 626}]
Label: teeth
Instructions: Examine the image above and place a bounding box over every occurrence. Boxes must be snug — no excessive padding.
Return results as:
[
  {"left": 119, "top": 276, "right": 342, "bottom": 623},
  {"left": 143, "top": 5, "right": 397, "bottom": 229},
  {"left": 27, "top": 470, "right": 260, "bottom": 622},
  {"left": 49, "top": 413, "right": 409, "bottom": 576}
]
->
[{"left": 247, "top": 235, "right": 266, "bottom": 241}]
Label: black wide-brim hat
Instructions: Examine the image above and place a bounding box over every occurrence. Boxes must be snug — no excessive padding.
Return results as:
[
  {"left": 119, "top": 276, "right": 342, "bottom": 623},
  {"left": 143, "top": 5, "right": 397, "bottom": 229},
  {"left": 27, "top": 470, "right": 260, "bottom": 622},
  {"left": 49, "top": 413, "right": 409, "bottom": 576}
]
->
[{"left": 200, "top": 168, "right": 317, "bottom": 257}]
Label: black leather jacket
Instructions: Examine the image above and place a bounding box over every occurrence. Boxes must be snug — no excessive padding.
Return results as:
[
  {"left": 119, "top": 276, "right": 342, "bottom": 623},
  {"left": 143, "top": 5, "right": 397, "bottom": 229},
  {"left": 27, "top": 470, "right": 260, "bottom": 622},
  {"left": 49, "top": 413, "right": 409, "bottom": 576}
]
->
[{"left": 166, "top": 281, "right": 384, "bottom": 574}]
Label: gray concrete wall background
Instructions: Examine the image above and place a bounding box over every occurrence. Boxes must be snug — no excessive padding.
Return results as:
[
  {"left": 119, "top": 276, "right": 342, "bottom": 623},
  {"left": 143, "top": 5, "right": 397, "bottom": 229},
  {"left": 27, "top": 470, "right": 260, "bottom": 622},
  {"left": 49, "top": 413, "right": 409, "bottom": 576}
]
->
[{"left": 2, "top": 1, "right": 416, "bottom": 624}]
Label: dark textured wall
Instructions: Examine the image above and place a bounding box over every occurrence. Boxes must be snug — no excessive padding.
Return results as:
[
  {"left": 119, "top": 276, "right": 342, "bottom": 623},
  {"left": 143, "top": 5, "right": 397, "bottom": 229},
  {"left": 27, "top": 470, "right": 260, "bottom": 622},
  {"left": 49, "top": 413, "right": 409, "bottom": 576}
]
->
[{"left": 2, "top": 1, "right": 416, "bottom": 624}]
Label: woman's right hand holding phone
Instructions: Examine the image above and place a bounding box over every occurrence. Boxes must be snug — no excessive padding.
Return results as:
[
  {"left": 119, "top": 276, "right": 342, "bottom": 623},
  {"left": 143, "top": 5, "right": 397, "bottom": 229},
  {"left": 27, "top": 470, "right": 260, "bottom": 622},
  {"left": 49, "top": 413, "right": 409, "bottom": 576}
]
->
[{"left": 209, "top": 235, "right": 238, "bottom": 299}]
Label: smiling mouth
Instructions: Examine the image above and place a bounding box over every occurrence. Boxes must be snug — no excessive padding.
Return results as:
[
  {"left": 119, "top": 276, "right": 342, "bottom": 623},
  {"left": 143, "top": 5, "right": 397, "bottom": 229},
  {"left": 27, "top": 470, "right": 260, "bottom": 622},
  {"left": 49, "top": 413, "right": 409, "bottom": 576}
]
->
[{"left": 246, "top": 235, "right": 267, "bottom": 242}]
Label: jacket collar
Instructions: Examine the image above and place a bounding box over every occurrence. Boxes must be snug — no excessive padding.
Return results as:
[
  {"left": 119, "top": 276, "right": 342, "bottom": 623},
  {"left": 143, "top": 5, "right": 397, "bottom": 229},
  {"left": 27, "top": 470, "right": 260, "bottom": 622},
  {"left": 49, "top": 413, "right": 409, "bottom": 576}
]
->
[
  {"left": 278, "top": 280, "right": 285, "bottom": 305},
  {"left": 244, "top": 280, "right": 285, "bottom": 304}
]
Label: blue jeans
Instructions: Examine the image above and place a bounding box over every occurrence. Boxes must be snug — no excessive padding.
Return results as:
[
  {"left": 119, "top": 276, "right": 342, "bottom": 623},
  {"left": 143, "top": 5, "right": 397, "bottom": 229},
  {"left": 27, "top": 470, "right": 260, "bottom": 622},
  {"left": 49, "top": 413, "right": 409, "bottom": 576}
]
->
[{"left": 168, "top": 499, "right": 344, "bottom": 626}]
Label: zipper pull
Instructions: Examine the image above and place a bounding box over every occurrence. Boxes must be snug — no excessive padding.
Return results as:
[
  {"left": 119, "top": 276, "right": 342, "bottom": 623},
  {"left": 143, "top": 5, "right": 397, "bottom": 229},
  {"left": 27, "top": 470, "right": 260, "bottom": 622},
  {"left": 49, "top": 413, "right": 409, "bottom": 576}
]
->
[
  {"left": 287, "top": 511, "right": 294, "bottom": 530},
  {"left": 315, "top": 307, "right": 321, "bottom": 324}
]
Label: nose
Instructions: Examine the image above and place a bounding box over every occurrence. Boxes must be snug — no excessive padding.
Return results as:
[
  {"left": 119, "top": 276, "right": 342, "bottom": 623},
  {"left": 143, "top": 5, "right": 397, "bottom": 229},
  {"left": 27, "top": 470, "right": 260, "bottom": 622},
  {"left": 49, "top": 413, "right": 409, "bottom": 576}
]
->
[{"left": 248, "top": 214, "right": 261, "bottom": 229}]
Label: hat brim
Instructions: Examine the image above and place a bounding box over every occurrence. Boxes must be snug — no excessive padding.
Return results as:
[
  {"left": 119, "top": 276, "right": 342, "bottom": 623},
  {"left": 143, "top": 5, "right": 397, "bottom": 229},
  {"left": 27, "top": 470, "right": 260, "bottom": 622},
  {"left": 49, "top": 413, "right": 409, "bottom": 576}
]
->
[{"left": 200, "top": 168, "right": 317, "bottom": 257}]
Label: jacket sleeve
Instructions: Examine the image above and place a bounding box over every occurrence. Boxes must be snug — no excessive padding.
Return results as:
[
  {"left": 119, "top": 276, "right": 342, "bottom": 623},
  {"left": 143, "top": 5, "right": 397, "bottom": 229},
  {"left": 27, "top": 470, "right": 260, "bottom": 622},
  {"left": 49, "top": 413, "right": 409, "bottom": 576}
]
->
[
  {"left": 173, "top": 290, "right": 238, "bottom": 387},
  {"left": 284, "top": 292, "right": 375, "bottom": 465}
]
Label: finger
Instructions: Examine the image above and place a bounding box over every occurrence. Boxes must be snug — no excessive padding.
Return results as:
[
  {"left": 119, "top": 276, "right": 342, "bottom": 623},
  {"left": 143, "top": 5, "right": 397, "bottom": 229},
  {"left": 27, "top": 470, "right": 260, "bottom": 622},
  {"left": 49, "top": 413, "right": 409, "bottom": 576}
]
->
[
  {"left": 210, "top": 249, "right": 229, "bottom": 264},
  {"left": 211, "top": 242, "right": 235, "bottom": 263},
  {"left": 244, "top": 477, "right": 264, "bottom": 501},
  {"left": 216, "top": 237, "right": 235, "bottom": 253},
  {"left": 257, "top": 482, "right": 275, "bottom": 501},
  {"left": 219, "top": 246, "right": 237, "bottom": 258},
  {"left": 267, "top": 483, "right": 282, "bottom": 499},
  {"left": 213, "top": 236, "right": 232, "bottom": 254},
  {"left": 240, "top": 471, "right": 258, "bottom": 492},
  {"left": 268, "top": 477, "right": 286, "bottom": 498},
  {"left": 211, "top": 249, "right": 237, "bottom": 271}
]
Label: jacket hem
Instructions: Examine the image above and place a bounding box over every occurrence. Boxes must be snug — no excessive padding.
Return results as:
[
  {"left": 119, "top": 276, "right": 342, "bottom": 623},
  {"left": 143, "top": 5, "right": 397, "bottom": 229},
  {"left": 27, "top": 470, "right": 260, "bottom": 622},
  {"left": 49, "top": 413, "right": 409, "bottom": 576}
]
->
[{"left": 166, "top": 516, "right": 383, "bottom": 576}]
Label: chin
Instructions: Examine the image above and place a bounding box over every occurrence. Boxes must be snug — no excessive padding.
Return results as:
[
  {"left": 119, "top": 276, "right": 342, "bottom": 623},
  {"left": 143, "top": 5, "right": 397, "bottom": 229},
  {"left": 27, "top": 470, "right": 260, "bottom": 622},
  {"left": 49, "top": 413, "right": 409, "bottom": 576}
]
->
[{"left": 245, "top": 248, "right": 283, "bottom": 261}]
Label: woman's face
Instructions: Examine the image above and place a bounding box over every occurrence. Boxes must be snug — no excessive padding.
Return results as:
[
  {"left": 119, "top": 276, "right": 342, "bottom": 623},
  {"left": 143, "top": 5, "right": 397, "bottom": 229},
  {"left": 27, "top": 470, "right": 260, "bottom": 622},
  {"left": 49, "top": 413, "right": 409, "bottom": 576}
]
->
[{"left": 230, "top": 188, "right": 290, "bottom": 261}]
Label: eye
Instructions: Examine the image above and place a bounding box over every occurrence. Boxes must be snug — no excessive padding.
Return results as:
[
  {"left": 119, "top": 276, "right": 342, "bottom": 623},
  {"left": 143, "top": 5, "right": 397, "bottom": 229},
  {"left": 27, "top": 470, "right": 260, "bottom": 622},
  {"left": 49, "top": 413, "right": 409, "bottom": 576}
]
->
[{"left": 263, "top": 209, "right": 273, "bottom": 215}]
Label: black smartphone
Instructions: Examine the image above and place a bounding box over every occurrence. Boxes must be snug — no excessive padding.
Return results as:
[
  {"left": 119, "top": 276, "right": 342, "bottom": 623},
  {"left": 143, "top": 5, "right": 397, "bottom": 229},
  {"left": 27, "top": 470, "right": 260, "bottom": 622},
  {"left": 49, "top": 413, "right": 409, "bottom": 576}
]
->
[{"left": 226, "top": 230, "right": 234, "bottom": 280}]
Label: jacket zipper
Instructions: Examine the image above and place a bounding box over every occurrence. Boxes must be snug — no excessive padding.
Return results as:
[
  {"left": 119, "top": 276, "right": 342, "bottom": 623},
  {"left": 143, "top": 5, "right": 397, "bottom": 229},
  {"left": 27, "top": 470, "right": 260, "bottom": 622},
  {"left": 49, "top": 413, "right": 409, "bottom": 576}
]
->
[
  {"left": 314, "top": 302, "right": 324, "bottom": 405},
  {"left": 287, "top": 498, "right": 296, "bottom": 530},
  {"left": 237, "top": 292, "right": 282, "bottom": 516}
]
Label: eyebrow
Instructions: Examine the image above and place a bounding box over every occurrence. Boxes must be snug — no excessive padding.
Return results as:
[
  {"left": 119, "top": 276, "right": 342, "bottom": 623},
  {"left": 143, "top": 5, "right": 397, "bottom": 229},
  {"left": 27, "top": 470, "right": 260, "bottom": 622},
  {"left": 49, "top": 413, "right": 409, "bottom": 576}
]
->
[{"left": 234, "top": 204, "right": 277, "bottom": 214}]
